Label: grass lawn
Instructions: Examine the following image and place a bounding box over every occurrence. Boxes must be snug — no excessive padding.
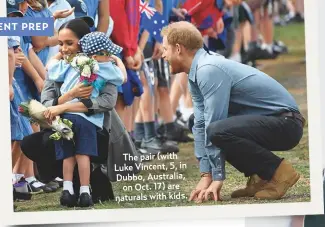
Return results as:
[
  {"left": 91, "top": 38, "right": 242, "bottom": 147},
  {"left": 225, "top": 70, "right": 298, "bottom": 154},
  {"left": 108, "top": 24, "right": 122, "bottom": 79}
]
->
[{"left": 14, "top": 23, "right": 310, "bottom": 212}]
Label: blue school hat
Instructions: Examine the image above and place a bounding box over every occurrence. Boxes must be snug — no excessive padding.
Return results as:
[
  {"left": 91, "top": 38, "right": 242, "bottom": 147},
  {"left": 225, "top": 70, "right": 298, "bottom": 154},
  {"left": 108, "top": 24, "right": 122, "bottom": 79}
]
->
[
  {"left": 66, "top": 0, "right": 95, "bottom": 27},
  {"left": 7, "top": 0, "right": 24, "bottom": 17},
  {"left": 79, "top": 31, "right": 123, "bottom": 55}
]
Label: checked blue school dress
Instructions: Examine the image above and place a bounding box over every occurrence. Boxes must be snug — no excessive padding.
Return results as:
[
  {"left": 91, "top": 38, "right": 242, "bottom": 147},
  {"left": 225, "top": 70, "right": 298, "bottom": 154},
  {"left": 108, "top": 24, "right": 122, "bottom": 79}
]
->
[
  {"left": 8, "top": 37, "right": 33, "bottom": 141},
  {"left": 10, "top": 80, "right": 34, "bottom": 141}
]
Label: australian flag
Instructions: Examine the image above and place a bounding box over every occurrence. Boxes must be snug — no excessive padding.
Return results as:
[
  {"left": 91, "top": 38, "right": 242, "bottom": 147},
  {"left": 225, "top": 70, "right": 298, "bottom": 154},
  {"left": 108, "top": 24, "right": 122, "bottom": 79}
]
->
[{"left": 140, "top": 0, "right": 166, "bottom": 43}]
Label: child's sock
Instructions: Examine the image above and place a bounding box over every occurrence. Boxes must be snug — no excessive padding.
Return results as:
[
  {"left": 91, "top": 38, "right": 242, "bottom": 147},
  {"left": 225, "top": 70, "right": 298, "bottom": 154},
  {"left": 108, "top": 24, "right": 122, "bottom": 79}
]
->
[
  {"left": 80, "top": 185, "right": 90, "bottom": 195},
  {"left": 12, "top": 174, "right": 17, "bottom": 184},
  {"left": 15, "top": 173, "right": 24, "bottom": 179},
  {"left": 25, "top": 176, "right": 45, "bottom": 188},
  {"left": 55, "top": 177, "right": 63, "bottom": 182},
  {"left": 12, "top": 173, "right": 24, "bottom": 184},
  {"left": 266, "top": 44, "right": 273, "bottom": 54},
  {"left": 63, "top": 181, "right": 74, "bottom": 195},
  {"left": 261, "top": 43, "right": 273, "bottom": 54},
  {"left": 134, "top": 122, "right": 145, "bottom": 142},
  {"left": 143, "top": 121, "right": 156, "bottom": 140}
]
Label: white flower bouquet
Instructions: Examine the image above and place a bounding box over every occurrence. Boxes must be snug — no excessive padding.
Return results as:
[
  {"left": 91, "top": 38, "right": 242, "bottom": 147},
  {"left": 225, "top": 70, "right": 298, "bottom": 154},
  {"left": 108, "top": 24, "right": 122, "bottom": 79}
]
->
[
  {"left": 18, "top": 100, "right": 74, "bottom": 141},
  {"left": 68, "top": 53, "right": 104, "bottom": 90}
]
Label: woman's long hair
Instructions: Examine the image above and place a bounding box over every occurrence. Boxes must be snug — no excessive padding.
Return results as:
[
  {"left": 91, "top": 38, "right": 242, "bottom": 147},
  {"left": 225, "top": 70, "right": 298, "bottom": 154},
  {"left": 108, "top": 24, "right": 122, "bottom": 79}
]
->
[{"left": 59, "top": 18, "right": 91, "bottom": 40}]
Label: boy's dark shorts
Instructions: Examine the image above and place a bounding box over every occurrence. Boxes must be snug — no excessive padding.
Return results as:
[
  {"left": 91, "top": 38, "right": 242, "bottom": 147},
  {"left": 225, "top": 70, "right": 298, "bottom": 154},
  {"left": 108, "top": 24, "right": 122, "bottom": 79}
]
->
[{"left": 54, "top": 113, "right": 98, "bottom": 160}]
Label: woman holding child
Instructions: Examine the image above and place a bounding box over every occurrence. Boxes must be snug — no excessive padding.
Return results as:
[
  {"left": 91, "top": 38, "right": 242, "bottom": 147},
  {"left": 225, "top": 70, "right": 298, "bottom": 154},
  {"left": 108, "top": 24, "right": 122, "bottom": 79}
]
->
[
  {"left": 21, "top": 18, "right": 132, "bottom": 208},
  {"left": 45, "top": 18, "right": 125, "bottom": 207}
]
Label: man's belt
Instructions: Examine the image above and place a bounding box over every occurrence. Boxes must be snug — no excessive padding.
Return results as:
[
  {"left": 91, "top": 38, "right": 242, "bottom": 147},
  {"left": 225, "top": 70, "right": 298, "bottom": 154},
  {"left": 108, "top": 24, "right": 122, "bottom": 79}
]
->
[{"left": 278, "top": 111, "right": 306, "bottom": 127}]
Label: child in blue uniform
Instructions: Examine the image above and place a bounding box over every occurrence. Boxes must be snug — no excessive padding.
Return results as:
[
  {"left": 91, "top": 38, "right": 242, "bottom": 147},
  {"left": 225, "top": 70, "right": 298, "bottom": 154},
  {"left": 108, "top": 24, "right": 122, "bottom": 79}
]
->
[
  {"left": 47, "top": 31, "right": 125, "bottom": 207},
  {"left": 7, "top": 2, "right": 35, "bottom": 187},
  {"left": 24, "top": 1, "right": 53, "bottom": 66},
  {"left": 9, "top": 36, "right": 25, "bottom": 143}
]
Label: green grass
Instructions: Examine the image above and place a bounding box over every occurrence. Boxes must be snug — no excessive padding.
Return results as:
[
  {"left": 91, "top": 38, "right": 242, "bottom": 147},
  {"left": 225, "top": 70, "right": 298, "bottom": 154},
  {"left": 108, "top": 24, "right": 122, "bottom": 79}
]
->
[{"left": 14, "top": 23, "right": 310, "bottom": 212}]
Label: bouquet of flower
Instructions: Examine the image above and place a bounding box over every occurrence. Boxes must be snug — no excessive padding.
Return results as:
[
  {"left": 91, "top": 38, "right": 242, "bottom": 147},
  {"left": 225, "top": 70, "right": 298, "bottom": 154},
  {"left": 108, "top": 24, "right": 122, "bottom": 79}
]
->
[
  {"left": 18, "top": 100, "right": 74, "bottom": 141},
  {"left": 69, "top": 53, "right": 106, "bottom": 91}
]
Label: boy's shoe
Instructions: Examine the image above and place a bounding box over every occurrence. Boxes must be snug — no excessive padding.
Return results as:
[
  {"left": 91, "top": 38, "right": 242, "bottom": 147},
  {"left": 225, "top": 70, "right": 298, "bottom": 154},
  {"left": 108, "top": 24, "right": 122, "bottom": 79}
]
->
[
  {"left": 78, "top": 193, "right": 94, "bottom": 207},
  {"left": 60, "top": 190, "right": 77, "bottom": 207}
]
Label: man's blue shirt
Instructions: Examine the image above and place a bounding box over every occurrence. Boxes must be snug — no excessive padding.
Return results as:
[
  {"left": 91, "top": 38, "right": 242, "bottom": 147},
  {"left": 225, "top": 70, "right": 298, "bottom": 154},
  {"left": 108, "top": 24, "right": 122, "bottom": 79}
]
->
[{"left": 188, "top": 48, "right": 300, "bottom": 180}]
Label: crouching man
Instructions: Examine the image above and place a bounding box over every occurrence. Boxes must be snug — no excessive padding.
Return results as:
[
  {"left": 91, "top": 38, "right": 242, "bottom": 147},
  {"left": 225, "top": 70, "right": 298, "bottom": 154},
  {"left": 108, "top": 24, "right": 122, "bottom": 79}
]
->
[{"left": 161, "top": 21, "right": 305, "bottom": 203}]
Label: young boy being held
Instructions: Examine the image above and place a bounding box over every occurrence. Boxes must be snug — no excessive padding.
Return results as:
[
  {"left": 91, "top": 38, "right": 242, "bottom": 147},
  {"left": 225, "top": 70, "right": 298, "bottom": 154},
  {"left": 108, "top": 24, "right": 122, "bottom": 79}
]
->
[{"left": 46, "top": 31, "right": 125, "bottom": 207}]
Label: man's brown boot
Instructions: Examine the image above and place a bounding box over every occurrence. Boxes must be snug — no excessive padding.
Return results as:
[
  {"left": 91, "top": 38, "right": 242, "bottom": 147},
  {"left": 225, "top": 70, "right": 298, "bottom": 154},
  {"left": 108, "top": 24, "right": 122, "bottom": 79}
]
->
[
  {"left": 231, "top": 174, "right": 267, "bottom": 198},
  {"left": 254, "top": 160, "right": 300, "bottom": 200}
]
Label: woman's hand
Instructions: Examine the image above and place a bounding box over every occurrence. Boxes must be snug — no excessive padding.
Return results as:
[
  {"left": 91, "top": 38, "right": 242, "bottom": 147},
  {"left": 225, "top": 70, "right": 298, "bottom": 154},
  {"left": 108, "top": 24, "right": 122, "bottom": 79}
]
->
[
  {"left": 53, "top": 8, "right": 75, "bottom": 19},
  {"left": 70, "top": 83, "right": 93, "bottom": 99},
  {"left": 43, "top": 105, "right": 65, "bottom": 122}
]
